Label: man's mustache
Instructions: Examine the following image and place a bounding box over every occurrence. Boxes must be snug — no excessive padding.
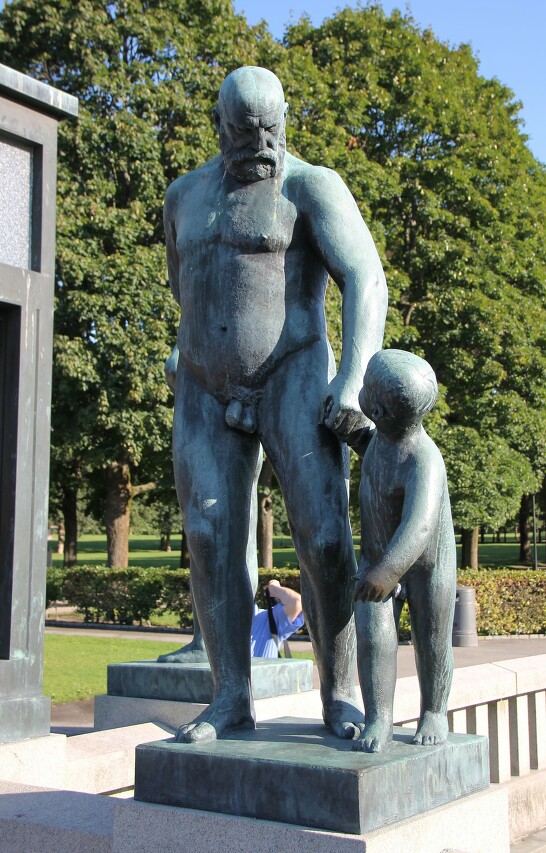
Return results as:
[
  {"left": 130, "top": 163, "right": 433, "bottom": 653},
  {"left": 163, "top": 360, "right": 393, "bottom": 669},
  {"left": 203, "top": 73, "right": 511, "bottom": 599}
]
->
[{"left": 227, "top": 149, "right": 277, "bottom": 165}]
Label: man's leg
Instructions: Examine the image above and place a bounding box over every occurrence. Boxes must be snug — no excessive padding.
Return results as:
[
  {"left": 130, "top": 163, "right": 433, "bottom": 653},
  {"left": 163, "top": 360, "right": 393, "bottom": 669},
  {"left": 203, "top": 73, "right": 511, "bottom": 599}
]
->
[
  {"left": 158, "top": 451, "right": 262, "bottom": 664},
  {"left": 259, "top": 341, "right": 363, "bottom": 738},
  {"left": 173, "top": 365, "right": 261, "bottom": 742}
]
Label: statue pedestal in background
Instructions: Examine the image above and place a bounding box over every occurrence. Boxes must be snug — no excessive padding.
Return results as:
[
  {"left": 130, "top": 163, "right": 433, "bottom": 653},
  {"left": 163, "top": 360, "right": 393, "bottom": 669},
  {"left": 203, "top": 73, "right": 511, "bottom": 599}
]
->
[{"left": 94, "top": 658, "right": 314, "bottom": 732}]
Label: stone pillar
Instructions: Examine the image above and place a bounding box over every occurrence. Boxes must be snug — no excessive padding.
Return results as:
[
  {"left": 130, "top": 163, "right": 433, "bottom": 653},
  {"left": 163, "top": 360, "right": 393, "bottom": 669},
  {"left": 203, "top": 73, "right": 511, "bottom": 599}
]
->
[
  {"left": 528, "top": 690, "right": 546, "bottom": 770},
  {"left": 0, "top": 63, "right": 77, "bottom": 743}
]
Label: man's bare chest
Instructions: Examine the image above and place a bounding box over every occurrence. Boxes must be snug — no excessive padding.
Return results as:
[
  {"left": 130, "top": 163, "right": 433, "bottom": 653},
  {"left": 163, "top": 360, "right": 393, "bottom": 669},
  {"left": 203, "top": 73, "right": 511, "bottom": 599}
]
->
[{"left": 176, "top": 180, "right": 299, "bottom": 257}]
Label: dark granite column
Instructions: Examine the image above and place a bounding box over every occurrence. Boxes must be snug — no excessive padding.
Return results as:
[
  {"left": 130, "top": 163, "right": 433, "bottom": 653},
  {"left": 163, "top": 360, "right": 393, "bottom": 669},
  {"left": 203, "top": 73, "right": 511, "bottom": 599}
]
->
[{"left": 0, "top": 64, "right": 78, "bottom": 743}]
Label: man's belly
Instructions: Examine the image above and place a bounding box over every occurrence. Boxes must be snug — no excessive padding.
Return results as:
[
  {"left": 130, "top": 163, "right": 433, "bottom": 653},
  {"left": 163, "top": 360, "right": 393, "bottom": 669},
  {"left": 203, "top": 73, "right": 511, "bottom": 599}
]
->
[{"left": 177, "top": 256, "right": 324, "bottom": 400}]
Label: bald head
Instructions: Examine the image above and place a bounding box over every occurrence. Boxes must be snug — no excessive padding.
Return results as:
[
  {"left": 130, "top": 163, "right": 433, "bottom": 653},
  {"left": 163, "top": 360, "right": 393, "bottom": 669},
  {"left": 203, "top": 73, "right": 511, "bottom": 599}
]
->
[
  {"left": 215, "top": 66, "right": 288, "bottom": 183},
  {"left": 219, "top": 66, "right": 285, "bottom": 120}
]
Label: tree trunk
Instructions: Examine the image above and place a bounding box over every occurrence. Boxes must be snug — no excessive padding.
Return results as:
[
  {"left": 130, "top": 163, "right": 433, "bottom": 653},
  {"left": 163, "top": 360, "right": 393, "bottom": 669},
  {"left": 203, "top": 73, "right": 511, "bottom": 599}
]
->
[
  {"left": 180, "top": 528, "right": 190, "bottom": 568},
  {"left": 105, "top": 462, "right": 132, "bottom": 568},
  {"left": 159, "top": 534, "right": 171, "bottom": 552},
  {"left": 257, "top": 457, "right": 274, "bottom": 569},
  {"left": 461, "top": 527, "right": 479, "bottom": 569},
  {"left": 519, "top": 494, "right": 533, "bottom": 563},
  {"left": 62, "top": 486, "right": 78, "bottom": 567},
  {"left": 56, "top": 520, "right": 65, "bottom": 555}
]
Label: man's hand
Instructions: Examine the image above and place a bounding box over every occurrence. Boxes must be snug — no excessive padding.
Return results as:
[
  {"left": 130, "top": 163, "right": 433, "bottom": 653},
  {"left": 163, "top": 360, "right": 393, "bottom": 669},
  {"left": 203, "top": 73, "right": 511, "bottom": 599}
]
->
[
  {"left": 320, "top": 373, "right": 371, "bottom": 442},
  {"left": 354, "top": 565, "right": 395, "bottom": 603},
  {"left": 265, "top": 580, "right": 302, "bottom": 622},
  {"left": 265, "top": 579, "right": 281, "bottom": 599}
]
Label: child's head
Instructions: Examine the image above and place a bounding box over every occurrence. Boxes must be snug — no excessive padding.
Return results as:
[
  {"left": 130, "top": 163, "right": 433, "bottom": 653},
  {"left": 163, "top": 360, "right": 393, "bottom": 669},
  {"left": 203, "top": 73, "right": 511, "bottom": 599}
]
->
[{"left": 360, "top": 350, "right": 437, "bottom": 433}]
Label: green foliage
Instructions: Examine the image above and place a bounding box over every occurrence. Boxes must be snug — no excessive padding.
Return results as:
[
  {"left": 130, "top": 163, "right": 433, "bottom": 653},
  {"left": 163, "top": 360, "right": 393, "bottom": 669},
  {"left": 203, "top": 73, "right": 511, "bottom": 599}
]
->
[
  {"left": 45, "top": 568, "right": 66, "bottom": 608},
  {"left": 62, "top": 565, "right": 165, "bottom": 624},
  {"left": 50, "top": 564, "right": 546, "bottom": 637},
  {"left": 0, "top": 0, "right": 271, "bottom": 555},
  {"left": 458, "top": 569, "right": 546, "bottom": 635},
  {"left": 2, "top": 1, "right": 546, "bottom": 540},
  {"left": 440, "top": 426, "right": 535, "bottom": 530},
  {"left": 274, "top": 4, "right": 546, "bottom": 529}
]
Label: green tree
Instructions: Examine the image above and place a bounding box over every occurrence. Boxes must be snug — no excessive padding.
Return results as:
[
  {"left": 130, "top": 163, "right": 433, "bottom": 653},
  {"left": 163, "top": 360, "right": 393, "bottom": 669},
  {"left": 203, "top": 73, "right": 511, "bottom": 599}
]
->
[
  {"left": 275, "top": 4, "right": 546, "bottom": 551},
  {"left": 0, "top": 0, "right": 265, "bottom": 566}
]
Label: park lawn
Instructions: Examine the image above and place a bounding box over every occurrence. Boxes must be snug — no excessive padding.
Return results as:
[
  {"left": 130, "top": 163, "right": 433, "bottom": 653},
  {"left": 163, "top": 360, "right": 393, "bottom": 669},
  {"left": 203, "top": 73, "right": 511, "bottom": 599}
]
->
[
  {"left": 44, "top": 634, "right": 315, "bottom": 705},
  {"left": 49, "top": 533, "right": 539, "bottom": 571},
  {"left": 44, "top": 635, "right": 180, "bottom": 704}
]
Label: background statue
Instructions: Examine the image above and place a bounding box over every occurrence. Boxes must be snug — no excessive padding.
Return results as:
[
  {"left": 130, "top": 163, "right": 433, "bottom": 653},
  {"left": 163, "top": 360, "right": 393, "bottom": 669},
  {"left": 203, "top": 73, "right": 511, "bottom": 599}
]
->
[
  {"left": 164, "top": 65, "right": 387, "bottom": 743},
  {"left": 353, "top": 349, "right": 456, "bottom": 752}
]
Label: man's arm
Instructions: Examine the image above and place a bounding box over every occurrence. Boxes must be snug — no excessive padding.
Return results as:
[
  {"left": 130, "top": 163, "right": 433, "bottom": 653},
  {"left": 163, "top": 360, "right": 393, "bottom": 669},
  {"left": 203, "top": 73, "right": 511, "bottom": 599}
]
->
[
  {"left": 266, "top": 580, "right": 302, "bottom": 623},
  {"left": 302, "top": 166, "right": 388, "bottom": 440},
  {"left": 164, "top": 182, "right": 181, "bottom": 307}
]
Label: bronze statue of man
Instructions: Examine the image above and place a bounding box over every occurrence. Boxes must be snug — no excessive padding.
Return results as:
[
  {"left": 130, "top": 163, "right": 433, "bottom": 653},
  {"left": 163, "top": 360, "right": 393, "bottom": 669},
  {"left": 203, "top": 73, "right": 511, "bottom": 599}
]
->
[{"left": 164, "top": 66, "right": 387, "bottom": 743}]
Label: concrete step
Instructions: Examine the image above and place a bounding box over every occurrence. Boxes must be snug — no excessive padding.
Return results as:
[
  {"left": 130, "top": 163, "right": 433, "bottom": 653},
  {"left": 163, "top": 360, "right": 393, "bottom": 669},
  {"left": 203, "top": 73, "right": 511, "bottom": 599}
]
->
[{"left": 511, "top": 826, "right": 546, "bottom": 853}]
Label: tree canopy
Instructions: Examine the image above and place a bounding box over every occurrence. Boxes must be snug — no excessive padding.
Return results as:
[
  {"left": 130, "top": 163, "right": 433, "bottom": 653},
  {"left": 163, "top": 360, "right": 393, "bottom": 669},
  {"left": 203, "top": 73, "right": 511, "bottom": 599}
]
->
[{"left": 1, "top": 1, "right": 545, "bottom": 566}]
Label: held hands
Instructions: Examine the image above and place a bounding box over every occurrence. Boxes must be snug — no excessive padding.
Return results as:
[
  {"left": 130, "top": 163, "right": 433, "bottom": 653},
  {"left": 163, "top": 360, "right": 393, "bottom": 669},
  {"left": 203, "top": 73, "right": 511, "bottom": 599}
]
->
[
  {"left": 354, "top": 561, "right": 396, "bottom": 603},
  {"left": 320, "top": 374, "right": 372, "bottom": 442}
]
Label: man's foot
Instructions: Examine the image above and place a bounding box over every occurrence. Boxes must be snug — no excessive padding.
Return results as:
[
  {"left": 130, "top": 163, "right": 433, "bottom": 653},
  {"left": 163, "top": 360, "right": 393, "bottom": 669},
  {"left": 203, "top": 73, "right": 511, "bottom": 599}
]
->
[
  {"left": 157, "top": 639, "right": 208, "bottom": 664},
  {"left": 322, "top": 696, "right": 365, "bottom": 739},
  {"left": 175, "top": 695, "right": 256, "bottom": 744},
  {"left": 352, "top": 718, "right": 393, "bottom": 753},
  {"left": 413, "top": 710, "right": 448, "bottom": 746}
]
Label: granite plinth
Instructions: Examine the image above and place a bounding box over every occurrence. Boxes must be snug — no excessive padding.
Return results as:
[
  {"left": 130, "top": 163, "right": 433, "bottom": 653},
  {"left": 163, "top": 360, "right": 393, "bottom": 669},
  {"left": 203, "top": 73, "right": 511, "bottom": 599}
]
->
[
  {"left": 0, "top": 695, "right": 51, "bottom": 745},
  {"left": 134, "top": 717, "right": 489, "bottom": 835},
  {"left": 107, "top": 658, "right": 313, "bottom": 703}
]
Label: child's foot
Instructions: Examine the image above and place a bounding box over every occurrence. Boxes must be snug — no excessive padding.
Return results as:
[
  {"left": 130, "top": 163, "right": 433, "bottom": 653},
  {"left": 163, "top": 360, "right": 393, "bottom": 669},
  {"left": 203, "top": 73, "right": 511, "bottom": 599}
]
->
[
  {"left": 352, "top": 719, "right": 392, "bottom": 753},
  {"left": 413, "top": 710, "right": 448, "bottom": 745}
]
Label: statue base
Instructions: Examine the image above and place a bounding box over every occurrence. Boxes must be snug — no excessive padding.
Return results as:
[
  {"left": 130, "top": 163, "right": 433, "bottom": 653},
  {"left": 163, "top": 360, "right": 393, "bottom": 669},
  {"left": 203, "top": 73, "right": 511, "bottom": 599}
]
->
[
  {"left": 134, "top": 716, "right": 489, "bottom": 835},
  {"left": 107, "top": 658, "right": 313, "bottom": 703},
  {"left": 0, "top": 695, "right": 51, "bottom": 745}
]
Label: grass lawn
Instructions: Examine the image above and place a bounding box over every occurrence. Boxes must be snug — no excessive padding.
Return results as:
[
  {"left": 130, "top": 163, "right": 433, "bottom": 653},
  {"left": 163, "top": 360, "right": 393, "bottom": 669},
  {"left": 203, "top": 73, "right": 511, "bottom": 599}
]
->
[
  {"left": 44, "top": 635, "right": 180, "bottom": 704},
  {"left": 44, "top": 634, "right": 314, "bottom": 705},
  {"left": 48, "top": 533, "right": 543, "bottom": 570}
]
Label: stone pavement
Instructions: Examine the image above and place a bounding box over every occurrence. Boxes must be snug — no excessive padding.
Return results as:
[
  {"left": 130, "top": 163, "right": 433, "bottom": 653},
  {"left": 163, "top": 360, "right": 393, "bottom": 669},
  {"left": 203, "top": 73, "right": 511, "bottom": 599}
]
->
[{"left": 47, "top": 625, "right": 544, "bottom": 732}]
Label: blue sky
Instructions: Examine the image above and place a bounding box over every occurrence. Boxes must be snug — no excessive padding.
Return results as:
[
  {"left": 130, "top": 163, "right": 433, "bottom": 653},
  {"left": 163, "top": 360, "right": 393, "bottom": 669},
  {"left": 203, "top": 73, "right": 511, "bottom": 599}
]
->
[
  {"left": 233, "top": 0, "right": 546, "bottom": 165},
  {"left": 0, "top": 0, "right": 543, "bottom": 162}
]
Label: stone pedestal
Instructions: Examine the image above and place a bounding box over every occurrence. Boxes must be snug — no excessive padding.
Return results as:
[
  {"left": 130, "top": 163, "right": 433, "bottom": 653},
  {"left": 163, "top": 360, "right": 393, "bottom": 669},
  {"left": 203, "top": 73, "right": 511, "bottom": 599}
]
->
[
  {"left": 134, "top": 716, "right": 489, "bottom": 835},
  {"left": 0, "top": 64, "right": 77, "bottom": 744},
  {"left": 107, "top": 657, "right": 313, "bottom": 703}
]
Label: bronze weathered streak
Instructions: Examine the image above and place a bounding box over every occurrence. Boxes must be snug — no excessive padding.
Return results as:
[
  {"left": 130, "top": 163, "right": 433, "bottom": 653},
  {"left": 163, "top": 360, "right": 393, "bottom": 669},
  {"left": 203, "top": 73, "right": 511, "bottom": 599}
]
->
[
  {"left": 354, "top": 349, "right": 457, "bottom": 753},
  {"left": 162, "top": 66, "right": 387, "bottom": 743}
]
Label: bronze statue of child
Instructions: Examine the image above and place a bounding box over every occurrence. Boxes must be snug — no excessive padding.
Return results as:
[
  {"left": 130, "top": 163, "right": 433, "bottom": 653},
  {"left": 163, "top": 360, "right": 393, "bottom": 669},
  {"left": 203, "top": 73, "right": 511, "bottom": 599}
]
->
[{"left": 353, "top": 349, "right": 456, "bottom": 752}]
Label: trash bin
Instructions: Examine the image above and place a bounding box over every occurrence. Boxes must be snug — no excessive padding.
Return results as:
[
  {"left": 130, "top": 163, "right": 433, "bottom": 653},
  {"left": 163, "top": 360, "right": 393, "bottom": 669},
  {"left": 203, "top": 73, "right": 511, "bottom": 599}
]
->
[{"left": 452, "top": 586, "right": 479, "bottom": 647}]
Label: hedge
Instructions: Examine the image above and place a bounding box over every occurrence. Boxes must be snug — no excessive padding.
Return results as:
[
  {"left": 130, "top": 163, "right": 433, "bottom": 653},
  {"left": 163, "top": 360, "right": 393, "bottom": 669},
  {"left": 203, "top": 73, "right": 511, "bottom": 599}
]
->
[{"left": 46, "top": 565, "right": 546, "bottom": 636}]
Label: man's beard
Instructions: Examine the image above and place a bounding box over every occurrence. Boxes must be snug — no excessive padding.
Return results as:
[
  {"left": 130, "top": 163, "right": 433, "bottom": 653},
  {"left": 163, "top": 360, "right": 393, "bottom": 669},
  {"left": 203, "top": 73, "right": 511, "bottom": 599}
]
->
[{"left": 220, "top": 132, "right": 286, "bottom": 183}]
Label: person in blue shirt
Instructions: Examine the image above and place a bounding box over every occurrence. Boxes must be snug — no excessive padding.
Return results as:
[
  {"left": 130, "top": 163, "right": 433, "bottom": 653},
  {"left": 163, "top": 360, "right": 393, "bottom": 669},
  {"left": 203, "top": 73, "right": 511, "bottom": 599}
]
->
[
  {"left": 251, "top": 579, "right": 304, "bottom": 658},
  {"left": 158, "top": 579, "right": 303, "bottom": 662}
]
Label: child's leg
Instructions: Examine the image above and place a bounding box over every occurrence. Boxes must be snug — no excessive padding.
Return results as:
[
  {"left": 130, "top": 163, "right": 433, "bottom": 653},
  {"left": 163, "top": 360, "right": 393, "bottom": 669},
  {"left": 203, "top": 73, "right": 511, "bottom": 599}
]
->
[
  {"left": 353, "top": 595, "right": 400, "bottom": 752},
  {"left": 407, "top": 565, "right": 455, "bottom": 745}
]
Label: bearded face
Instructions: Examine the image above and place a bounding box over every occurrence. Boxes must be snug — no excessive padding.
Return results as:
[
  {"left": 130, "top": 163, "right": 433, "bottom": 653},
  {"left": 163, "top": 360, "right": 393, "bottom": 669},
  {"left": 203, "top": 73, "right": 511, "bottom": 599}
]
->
[{"left": 216, "top": 104, "right": 287, "bottom": 183}]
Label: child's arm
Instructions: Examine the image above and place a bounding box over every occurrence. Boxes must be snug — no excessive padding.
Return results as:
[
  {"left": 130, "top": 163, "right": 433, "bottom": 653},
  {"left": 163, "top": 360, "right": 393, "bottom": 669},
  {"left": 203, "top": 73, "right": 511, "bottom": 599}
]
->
[{"left": 355, "top": 456, "right": 445, "bottom": 602}]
